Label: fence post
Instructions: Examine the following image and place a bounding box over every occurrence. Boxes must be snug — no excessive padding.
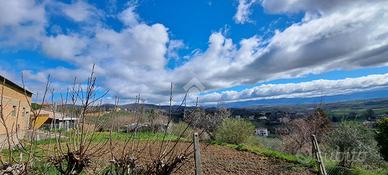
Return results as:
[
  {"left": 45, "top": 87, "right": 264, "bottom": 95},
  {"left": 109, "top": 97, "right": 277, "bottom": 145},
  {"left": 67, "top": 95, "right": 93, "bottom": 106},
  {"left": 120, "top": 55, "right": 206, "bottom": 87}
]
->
[
  {"left": 312, "top": 134, "right": 327, "bottom": 175},
  {"left": 193, "top": 132, "right": 201, "bottom": 175}
]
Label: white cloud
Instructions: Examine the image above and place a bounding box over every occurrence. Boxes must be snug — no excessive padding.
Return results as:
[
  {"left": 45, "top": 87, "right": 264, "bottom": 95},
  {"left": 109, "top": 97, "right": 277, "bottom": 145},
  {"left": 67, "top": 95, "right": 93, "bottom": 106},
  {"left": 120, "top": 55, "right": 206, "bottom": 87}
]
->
[
  {"left": 225, "top": 0, "right": 388, "bottom": 86},
  {"left": 234, "top": 0, "right": 257, "bottom": 24},
  {"left": 0, "top": 66, "right": 20, "bottom": 85},
  {"left": 167, "top": 40, "right": 185, "bottom": 59},
  {"left": 0, "top": 0, "right": 45, "bottom": 27},
  {"left": 61, "top": 1, "right": 98, "bottom": 22},
  {"left": 170, "top": 32, "right": 261, "bottom": 91},
  {"left": 42, "top": 34, "right": 88, "bottom": 61},
  {"left": 118, "top": 4, "right": 139, "bottom": 26},
  {"left": 261, "top": 0, "right": 363, "bottom": 16},
  {"left": 201, "top": 73, "right": 388, "bottom": 103},
  {"left": 2, "top": 0, "right": 388, "bottom": 104},
  {"left": 0, "top": 0, "right": 46, "bottom": 48},
  {"left": 93, "top": 23, "right": 169, "bottom": 70},
  {"left": 23, "top": 67, "right": 91, "bottom": 83}
]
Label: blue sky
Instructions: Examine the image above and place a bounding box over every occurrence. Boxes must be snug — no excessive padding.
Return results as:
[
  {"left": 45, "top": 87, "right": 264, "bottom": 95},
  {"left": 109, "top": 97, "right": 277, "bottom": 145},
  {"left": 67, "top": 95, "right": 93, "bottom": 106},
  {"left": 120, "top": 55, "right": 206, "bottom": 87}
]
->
[{"left": 0, "top": 0, "right": 388, "bottom": 105}]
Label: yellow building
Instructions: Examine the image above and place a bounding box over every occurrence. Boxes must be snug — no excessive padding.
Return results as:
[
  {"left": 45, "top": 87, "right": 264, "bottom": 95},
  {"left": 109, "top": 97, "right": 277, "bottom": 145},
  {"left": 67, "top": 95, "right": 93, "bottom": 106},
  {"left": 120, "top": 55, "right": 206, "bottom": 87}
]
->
[
  {"left": 0, "top": 75, "right": 32, "bottom": 147},
  {"left": 33, "top": 109, "right": 78, "bottom": 131}
]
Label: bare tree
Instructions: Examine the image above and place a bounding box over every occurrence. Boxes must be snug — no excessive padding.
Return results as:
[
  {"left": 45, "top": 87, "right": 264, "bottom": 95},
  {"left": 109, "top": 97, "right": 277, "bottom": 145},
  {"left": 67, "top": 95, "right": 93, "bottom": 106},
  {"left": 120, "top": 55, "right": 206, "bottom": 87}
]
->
[
  {"left": 47, "top": 65, "right": 110, "bottom": 175},
  {"left": 281, "top": 108, "right": 331, "bottom": 154},
  {"left": 184, "top": 108, "right": 230, "bottom": 140},
  {"left": 1, "top": 67, "right": 219, "bottom": 174},
  {"left": 104, "top": 83, "right": 209, "bottom": 175}
]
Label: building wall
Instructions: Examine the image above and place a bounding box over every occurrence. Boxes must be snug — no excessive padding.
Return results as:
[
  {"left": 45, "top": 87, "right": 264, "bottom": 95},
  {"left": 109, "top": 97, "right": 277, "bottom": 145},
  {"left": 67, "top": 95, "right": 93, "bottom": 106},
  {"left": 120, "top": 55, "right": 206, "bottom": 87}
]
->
[{"left": 0, "top": 82, "right": 32, "bottom": 138}]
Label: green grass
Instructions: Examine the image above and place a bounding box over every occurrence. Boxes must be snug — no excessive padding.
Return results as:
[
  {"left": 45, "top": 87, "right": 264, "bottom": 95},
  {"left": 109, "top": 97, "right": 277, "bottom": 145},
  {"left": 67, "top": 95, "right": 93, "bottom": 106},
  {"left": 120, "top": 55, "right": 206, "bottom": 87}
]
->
[
  {"left": 210, "top": 141, "right": 317, "bottom": 169},
  {"left": 32, "top": 131, "right": 181, "bottom": 145},
  {"left": 1, "top": 132, "right": 183, "bottom": 174},
  {"left": 323, "top": 158, "right": 388, "bottom": 175},
  {"left": 328, "top": 108, "right": 388, "bottom": 116},
  {"left": 1, "top": 144, "right": 46, "bottom": 163},
  {"left": 211, "top": 139, "right": 388, "bottom": 175},
  {"left": 245, "top": 136, "right": 283, "bottom": 151},
  {"left": 325, "top": 162, "right": 388, "bottom": 175},
  {"left": 348, "top": 166, "right": 388, "bottom": 175},
  {"left": 2, "top": 132, "right": 181, "bottom": 162},
  {"left": 93, "top": 131, "right": 181, "bottom": 141}
]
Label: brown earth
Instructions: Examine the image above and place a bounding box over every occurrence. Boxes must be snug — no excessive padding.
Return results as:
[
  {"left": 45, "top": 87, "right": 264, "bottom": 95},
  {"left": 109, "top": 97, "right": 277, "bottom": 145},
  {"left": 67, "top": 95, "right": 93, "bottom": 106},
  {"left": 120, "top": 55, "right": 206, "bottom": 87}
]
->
[
  {"left": 174, "top": 144, "right": 314, "bottom": 175},
  {"left": 73, "top": 141, "right": 314, "bottom": 175}
]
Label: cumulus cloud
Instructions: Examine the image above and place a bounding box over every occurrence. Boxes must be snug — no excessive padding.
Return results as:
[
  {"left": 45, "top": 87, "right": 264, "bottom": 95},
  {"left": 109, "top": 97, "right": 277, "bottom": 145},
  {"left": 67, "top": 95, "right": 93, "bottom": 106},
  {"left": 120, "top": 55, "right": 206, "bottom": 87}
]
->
[
  {"left": 119, "top": 4, "right": 139, "bottom": 26},
  {"left": 0, "top": 0, "right": 46, "bottom": 48},
  {"left": 220, "top": 0, "right": 388, "bottom": 88},
  {"left": 42, "top": 34, "right": 88, "bottom": 61},
  {"left": 167, "top": 40, "right": 185, "bottom": 59},
  {"left": 2, "top": 0, "right": 388, "bottom": 104},
  {"left": 170, "top": 33, "right": 261, "bottom": 91},
  {"left": 201, "top": 73, "right": 388, "bottom": 103},
  {"left": 234, "top": 0, "right": 257, "bottom": 24},
  {"left": 0, "top": 0, "right": 45, "bottom": 26},
  {"left": 94, "top": 23, "right": 169, "bottom": 70}
]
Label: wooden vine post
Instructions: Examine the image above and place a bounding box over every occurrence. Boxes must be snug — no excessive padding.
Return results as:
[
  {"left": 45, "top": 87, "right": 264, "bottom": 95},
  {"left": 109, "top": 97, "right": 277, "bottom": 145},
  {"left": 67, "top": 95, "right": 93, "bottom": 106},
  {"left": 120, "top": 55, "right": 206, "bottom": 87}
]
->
[
  {"left": 193, "top": 132, "right": 202, "bottom": 175},
  {"left": 312, "top": 134, "right": 327, "bottom": 175}
]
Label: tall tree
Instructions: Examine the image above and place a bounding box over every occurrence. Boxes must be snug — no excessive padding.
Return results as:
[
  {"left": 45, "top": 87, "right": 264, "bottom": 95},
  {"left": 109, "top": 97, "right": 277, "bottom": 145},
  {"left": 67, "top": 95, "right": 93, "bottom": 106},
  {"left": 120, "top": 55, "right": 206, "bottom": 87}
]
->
[
  {"left": 363, "top": 109, "right": 376, "bottom": 121},
  {"left": 376, "top": 117, "right": 388, "bottom": 161}
]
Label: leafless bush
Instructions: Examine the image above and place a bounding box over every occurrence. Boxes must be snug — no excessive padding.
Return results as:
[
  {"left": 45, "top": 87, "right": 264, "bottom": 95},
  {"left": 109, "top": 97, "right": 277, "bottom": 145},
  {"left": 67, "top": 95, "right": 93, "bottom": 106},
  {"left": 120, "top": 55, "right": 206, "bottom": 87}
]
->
[
  {"left": 45, "top": 65, "right": 110, "bottom": 175},
  {"left": 281, "top": 108, "right": 331, "bottom": 154},
  {"left": 87, "top": 112, "right": 138, "bottom": 132},
  {"left": 184, "top": 108, "right": 230, "bottom": 140},
  {"left": 104, "top": 84, "right": 207, "bottom": 175},
  {"left": 1, "top": 66, "right": 211, "bottom": 175}
]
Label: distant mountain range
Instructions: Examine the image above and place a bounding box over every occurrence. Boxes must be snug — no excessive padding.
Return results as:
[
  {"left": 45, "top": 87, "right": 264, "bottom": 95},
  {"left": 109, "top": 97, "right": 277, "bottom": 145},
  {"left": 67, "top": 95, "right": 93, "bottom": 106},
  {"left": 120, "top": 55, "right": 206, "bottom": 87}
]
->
[
  {"left": 55, "top": 89, "right": 388, "bottom": 115},
  {"left": 215, "top": 88, "right": 388, "bottom": 108}
]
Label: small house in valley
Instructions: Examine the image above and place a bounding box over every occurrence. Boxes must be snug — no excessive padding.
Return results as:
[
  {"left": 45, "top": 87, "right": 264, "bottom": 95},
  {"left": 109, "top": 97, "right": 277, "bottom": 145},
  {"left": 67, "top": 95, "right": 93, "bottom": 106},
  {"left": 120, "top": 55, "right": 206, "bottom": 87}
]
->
[{"left": 255, "top": 128, "right": 269, "bottom": 137}]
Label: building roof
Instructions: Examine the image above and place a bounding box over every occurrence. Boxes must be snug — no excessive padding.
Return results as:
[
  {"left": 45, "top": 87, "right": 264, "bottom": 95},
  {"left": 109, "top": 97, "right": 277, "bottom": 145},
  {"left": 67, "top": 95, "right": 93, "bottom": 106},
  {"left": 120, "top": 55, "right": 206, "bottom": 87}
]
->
[
  {"left": 36, "top": 109, "right": 79, "bottom": 121},
  {"left": 0, "top": 75, "right": 33, "bottom": 96}
]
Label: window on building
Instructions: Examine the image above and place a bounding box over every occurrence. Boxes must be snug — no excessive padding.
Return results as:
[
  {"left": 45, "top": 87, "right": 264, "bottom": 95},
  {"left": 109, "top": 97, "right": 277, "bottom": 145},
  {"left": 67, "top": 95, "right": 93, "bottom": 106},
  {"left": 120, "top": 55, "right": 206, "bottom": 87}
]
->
[
  {"left": 23, "top": 107, "right": 29, "bottom": 117},
  {"left": 12, "top": 105, "right": 17, "bottom": 116}
]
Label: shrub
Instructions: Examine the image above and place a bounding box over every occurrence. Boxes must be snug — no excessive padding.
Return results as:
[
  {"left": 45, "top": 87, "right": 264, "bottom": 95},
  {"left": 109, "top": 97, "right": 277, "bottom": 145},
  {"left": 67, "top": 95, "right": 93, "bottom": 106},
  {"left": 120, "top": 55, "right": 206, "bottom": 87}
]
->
[
  {"left": 168, "top": 122, "right": 193, "bottom": 139},
  {"left": 362, "top": 109, "right": 376, "bottom": 121},
  {"left": 326, "top": 165, "right": 353, "bottom": 175},
  {"left": 281, "top": 108, "right": 331, "bottom": 154},
  {"left": 184, "top": 108, "right": 229, "bottom": 139},
  {"left": 86, "top": 111, "right": 137, "bottom": 131},
  {"left": 327, "top": 121, "right": 383, "bottom": 168},
  {"left": 376, "top": 117, "right": 388, "bottom": 161},
  {"left": 215, "top": 118, "right": 254, "bottom": 144},
  {"left": 246, "top": 136, "right": 283, "bottom": 151}
]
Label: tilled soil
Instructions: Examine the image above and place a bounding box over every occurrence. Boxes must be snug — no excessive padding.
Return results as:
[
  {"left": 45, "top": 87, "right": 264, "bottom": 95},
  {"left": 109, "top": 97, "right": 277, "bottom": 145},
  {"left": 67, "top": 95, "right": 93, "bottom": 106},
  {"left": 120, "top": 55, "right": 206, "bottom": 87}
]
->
[
  {"left": 174, "top": 144, "right": 313, "bottom": 175},
  {"left": 42, "top": 141, "right": 314, "bottom": 175}
]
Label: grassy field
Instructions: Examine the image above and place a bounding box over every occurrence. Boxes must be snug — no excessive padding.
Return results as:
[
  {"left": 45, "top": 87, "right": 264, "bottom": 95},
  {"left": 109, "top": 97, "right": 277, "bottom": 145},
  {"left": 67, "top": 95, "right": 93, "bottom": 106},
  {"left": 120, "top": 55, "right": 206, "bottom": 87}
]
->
[
  {"left": 328, "top": 108, "right": 388, "bottom": 116},
  {"left": 212, "top": 135, "right": 388, "bottom": 175}
]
